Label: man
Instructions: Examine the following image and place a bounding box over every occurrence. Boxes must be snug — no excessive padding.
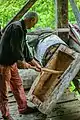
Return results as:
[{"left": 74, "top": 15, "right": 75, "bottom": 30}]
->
[{"left": 0, "top": 11, "right": 41, "bottom": 120}]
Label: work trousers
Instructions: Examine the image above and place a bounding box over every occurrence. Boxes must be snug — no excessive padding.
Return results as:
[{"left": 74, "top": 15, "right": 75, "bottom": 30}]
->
[{"left": 0, "top": 63, "right": 27, "bottom": 117}]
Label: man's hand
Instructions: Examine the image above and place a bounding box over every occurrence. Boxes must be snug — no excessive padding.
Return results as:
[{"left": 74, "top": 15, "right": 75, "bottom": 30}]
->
[
  {"left": 23, "top": 62, "right": 32, "bottom": 69},
  {"left": 17, "top": 59, "right": 41, "bottom": 72},
  {"left": 29, "top": 59, "right": 41, "bottom": 72},
  {"left": 34, "top": 63, "right": 41, "bottom": 72},
  {"left": 17, "top": 60, "right": 31, "bottom": 69}
]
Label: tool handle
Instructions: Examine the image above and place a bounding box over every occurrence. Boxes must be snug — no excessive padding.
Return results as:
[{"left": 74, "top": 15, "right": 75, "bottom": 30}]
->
[
  {"left": 30, "top": 66, "right": 63, "bottom": 74},
  {"left": 41, "top": 68, "right": 63, "bottom": 74}
]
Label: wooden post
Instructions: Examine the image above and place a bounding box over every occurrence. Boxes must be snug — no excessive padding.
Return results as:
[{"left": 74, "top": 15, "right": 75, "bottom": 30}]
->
[
  {"left": 55, "top": 0, "right": 69, "bottom": 44},
  {"left": 2, "top": 0, "right": 37, "bottom": 32}
]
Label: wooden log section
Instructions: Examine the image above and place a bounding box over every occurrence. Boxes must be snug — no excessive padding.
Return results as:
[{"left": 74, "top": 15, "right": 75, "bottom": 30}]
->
[
  {"left": 2, "top": 0, "right": 37, "bottom": 32},
  {"left": 33, "top": 50, "right": 74, "bottom": 102},
  {"left": 27, "top": 44, "right": 80, "bottom": 114}
]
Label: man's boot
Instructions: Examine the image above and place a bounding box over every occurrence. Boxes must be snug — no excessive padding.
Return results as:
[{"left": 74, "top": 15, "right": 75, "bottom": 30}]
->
[
  {"left": 19, "top": 106, "right": 38, "bottom": 114},
  {"left": 2, "top": 115, "right": 14, "bottom": 120}
]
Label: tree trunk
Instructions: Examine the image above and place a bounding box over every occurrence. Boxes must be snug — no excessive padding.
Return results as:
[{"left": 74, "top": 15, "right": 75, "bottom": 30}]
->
[{"left": 55, "top": 0, "right": 69, "bottom": 44}]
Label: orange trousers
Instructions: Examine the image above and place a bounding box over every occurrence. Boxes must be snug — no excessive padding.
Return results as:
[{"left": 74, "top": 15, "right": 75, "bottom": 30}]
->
[{"left": 0, "top": 63, "right": 27, "bottom": 117}]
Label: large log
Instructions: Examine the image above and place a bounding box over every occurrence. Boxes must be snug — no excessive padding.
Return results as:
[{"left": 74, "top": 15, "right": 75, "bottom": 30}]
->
[
  {"left": 34, "top": 34, "right": 66, "bottom": 66},
  {"left": 27, "top": 44, "right": 80, "bottom": 114}
]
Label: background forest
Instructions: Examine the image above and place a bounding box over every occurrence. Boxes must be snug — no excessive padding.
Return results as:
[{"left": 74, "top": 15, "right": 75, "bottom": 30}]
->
[{"left": 0, "top": 0, "right": 80, "bottom": 29}]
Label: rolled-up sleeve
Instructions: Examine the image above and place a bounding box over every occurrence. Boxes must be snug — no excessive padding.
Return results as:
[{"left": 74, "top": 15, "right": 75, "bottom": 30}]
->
[{"left": 10, "top": 27, "right": 24, "bottom": 61}]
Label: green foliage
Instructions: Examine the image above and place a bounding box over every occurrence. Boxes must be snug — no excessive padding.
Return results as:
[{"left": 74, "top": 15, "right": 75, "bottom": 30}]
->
[
  {"left": 30, "top": 0, "right": 55, "bottom": 29},
  {"left": 0, "top": 0, "right": 80, "bottom": 29},
  {"left": 0, "top": 0, "right": 26, "bottom": 27},
  {"left": 69, "top": 81, "right": 76, "bottom": 92},
  {"left": 68, "top": 0, "right": 80, "bottom": 23}
]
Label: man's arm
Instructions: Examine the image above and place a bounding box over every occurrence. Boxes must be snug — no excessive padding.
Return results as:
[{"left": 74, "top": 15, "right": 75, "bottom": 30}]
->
[
  {"left": 17, "top": 60, "right": 32, "bottom": 69},
  {"left": 28, "top": 59, "right": 41, "bottom": 72},
  {"left": 23, "top": 42, "right": 41, "bottom": 71}
]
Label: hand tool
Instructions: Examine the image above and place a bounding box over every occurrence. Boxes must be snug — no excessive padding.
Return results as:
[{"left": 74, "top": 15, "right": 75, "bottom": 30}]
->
[{"left": 30, "top": 66, "right": 63, "bottom": 74}]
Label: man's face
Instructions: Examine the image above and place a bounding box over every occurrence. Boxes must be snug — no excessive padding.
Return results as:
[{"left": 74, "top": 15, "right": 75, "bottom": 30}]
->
[{"left": 27, "top": 17, "right": 38, "bottom": 29}]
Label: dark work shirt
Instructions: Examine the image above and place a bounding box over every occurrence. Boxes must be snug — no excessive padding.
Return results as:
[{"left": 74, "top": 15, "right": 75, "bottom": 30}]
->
[{"left": 0, "top": 20, "right": 33, "bottom": 65}]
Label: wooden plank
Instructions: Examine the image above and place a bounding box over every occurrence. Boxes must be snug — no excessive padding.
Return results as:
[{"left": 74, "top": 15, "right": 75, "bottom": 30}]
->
[
  {"left": 69, "top": 33, "right": 80, "bottom": 53},
  {"left": 49, "top": 100, "right": 80, "bottom": 116},
  {"left": 2, "top": 0, "right": 37, "bottom": 32},
  {"left": 27, "top": 28, "right": 70, "bottom": 35},
  {"left": 69, "top": 22, "right": 80, "bottom": 42},
  {"left": 46, "top": 113, "right": 80, "bottom": 120},
  {"left": 46, "top": 91, "right": 80, "bottom": 120}
]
